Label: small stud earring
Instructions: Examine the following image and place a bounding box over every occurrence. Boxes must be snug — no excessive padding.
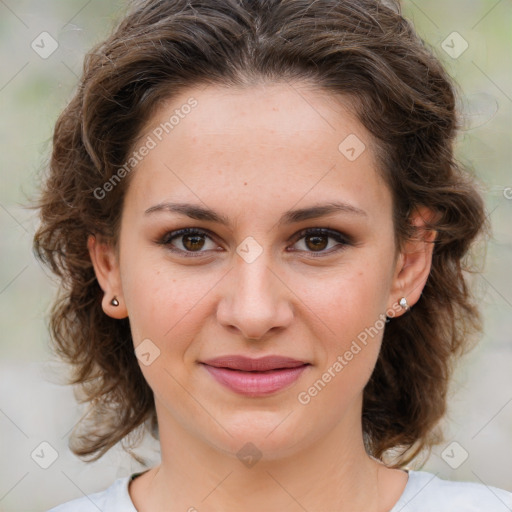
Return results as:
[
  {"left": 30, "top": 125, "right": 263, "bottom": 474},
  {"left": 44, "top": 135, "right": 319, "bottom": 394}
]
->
[
  {"left": 399, "top": 297, "right": 409, "bottom": 311},
  {"left": 110, "top": 296, "right": 120, "bottom": 307}
]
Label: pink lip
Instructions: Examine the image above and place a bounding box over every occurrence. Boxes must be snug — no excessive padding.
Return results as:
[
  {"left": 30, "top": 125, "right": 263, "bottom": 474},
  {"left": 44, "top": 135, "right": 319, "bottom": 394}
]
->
[
  {"left": 200, "top": 355, "right": 310, "bottom": 397},
  {"left": 201, "top": 364, "right": 309, "bottom": 397},
  {"left": 202, "top": 355, "right": 308, "bottom": 372}
]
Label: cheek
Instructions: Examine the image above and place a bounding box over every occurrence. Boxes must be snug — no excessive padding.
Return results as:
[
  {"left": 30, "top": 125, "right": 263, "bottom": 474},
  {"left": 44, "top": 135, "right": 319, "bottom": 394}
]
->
[
  {"left": 119, "top": 243, "right": 176, "bottom": 341},
  {"left": 120, "top": 255, "right": 211, "bottom": 396},
  {"left": 318, "top": 261, "right": 391, "bottom": 335},
  {"left": 297, "top": 303, "right": 384, "bottom": 422},
  {"left": 295, "top": 273, "right": 385, "bottom": 432},
  {"left": 120, "top": 247, "right": 215, "bottom": 351},
  {"left": 307, "top": 256, "right": 393, "bottom": 380}
]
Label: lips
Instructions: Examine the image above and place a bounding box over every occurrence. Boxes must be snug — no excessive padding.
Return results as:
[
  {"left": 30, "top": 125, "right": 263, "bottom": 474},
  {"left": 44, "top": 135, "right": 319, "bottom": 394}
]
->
[
  {"left": 201, "top": 355, "right": 308, "bottom": 372},
  {"left": 200, "top": 355, "right": 310, "bottom": 397}
]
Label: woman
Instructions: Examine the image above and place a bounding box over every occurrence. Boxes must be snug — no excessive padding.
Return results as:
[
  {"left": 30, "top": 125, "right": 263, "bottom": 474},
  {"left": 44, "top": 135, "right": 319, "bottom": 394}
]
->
[{"left": 34, "top": 0, "right": 512, "bottom": 510}]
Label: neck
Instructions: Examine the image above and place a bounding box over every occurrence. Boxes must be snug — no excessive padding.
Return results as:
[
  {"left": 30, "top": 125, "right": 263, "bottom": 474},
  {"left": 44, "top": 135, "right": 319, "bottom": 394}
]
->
[{"left": 133, "top": 399, "right": 402, "bottom": 512}]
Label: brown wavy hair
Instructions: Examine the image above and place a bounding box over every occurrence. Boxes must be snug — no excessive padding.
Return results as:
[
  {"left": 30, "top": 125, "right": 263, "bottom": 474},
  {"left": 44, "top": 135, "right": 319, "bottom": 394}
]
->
[{"left": 33, "top": 0, "right": 488, "bottom": 467}]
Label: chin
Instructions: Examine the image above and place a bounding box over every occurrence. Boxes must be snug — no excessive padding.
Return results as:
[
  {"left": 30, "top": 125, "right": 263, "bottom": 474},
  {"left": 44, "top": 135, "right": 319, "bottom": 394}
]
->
[{"left": 203, "top": 412, "right": 309, "bottom": 462}]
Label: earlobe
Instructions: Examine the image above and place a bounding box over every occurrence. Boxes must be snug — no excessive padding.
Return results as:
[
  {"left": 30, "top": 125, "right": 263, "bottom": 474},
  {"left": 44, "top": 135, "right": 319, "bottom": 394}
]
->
[
  {"left": 388, "top": 206, "right": 437, "bottom": 315},
  {"left": 87, "top": 234, "right": 128, "bottom": 319}
]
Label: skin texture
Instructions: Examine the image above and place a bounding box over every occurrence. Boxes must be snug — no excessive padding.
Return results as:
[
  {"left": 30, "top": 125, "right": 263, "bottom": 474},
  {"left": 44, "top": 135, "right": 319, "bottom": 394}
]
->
[{"left": 88, "top": 82, "right": 436, "bottom": 512}]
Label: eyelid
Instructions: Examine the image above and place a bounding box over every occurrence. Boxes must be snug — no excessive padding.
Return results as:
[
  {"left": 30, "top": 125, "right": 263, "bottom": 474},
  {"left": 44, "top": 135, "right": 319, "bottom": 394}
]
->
[
  {"left": 287, "top": 227, "right": 353, "bottom": 257},
  {"left": 156, "top": 227, "right": 220, "bottom": 255},
  {"left": 289, "top": 227, "right": 353, "bottom": 246},
  {"left": 157, "top": 226, "right": 353, "bottom": 257}
]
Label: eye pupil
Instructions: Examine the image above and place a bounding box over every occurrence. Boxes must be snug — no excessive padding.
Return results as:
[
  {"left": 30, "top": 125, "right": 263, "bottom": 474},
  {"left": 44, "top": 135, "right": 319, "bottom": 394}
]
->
[
  {"left": 160, "top": 228, "right": 348, "bottom": 257},
  {"left": 306, "top": 235, "right": 328, "bottom": 251},
  {"left": 183, "top": 234, "right": 205, "bottom": 251}
]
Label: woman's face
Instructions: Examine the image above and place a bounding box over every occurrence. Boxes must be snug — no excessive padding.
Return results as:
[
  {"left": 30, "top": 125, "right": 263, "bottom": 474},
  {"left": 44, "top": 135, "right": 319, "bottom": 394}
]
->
[{"left": 93, "top": 82, "right": 424, "bottom": 460}]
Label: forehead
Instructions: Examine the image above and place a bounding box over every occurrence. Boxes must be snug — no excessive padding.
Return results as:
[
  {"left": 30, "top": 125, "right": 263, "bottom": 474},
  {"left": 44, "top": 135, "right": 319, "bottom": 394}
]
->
[
  {"left": 125, "top": 82, "right": 391, "bottom": 224},
  {"left": 144, "top": 81, "right": 365, "bottom": 148}
]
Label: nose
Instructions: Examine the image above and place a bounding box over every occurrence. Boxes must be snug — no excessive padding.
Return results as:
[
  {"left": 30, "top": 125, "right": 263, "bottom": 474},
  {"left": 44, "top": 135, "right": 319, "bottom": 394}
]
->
[{"left": 216, "top": 252, "right": 294, "bottom": 341}]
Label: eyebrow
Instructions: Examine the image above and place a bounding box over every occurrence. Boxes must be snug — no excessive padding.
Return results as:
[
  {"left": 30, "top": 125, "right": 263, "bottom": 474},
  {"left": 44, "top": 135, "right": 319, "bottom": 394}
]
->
[{"left": 144, "top": 201, "right": 367, "bottom": 226}]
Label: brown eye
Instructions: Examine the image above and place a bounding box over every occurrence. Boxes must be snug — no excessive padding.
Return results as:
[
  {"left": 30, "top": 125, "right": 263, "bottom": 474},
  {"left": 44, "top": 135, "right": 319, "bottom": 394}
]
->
[
  {"left": 158, "top": 228, "right": 217, "bottom": 255},
  {"left": 182, "top": 233, "right": 206, "bottom": 251},
  {"left": 304, "top": 234, "right": 329, "bottom": 251},
  {"left": 158, "top": 227, "right": 352, "bottom": 258},
  {"left": 290, "top": 228, "right": 352, "bottom": 256}
]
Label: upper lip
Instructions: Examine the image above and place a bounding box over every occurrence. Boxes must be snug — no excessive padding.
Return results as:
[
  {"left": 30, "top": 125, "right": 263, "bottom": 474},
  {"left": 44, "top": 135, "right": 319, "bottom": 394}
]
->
[{"left": 201, "top": 355, "right": 309, "bottom": 372}]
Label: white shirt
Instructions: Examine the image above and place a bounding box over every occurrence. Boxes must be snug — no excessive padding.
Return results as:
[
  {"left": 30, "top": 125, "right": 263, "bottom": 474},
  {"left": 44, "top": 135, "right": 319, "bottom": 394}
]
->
[{"left": 47, "top": 469, "right": 512, "bottom": 511}]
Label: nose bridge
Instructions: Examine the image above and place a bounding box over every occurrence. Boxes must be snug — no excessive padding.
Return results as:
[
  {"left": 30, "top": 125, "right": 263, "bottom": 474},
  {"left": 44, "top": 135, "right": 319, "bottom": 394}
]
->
[
  {"left": 217, "top": 245, "right": 293, "bottom": 339},
  {"left": 236, "top": 250, "right": 276, "bottom": 304}
]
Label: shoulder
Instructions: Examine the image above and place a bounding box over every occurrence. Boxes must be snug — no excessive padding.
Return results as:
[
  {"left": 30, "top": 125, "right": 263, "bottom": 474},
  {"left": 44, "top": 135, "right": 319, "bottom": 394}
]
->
[
  {"left": 46, "top": 475, "right": 136, "bottom": 512},
  {"left": 392, "top": 470, "right": 512, "bottom": 512}
]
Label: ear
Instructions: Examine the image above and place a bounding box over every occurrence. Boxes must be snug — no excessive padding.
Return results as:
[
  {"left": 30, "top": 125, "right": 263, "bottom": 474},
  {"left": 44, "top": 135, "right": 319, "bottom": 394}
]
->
[
  {"left": 87, "top": 234, "right": 128, "bottom": 319},
  {"left": 387, "top": 206, "right": 437, "bottom": 316}
]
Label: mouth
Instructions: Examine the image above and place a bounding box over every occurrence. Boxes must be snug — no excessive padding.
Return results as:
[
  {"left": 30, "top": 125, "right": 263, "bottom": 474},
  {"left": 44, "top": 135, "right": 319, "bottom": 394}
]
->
[
  {"left": 201, "top": 355, "right": 309, "bottom": 372},
  {"left": 200, "top": 357, "right": 310, "bottom": 397}
]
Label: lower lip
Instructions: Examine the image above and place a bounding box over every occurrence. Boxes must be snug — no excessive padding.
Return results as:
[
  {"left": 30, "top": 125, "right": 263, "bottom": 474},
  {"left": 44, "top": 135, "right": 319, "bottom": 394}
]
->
[{"left": 201, "top": 364, "right": 309, "bottom": 397}]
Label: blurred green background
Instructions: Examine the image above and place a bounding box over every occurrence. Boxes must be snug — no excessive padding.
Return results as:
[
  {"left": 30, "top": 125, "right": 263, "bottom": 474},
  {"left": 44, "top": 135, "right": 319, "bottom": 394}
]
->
[{"left": 0, "top": 0, "right": 511, "bottom": 510}]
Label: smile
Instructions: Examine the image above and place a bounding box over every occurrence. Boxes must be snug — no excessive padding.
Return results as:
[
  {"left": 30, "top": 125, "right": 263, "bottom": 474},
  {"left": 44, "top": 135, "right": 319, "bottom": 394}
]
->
[{"left": 201, "top": 364, "right": 310, "bottom": 397}]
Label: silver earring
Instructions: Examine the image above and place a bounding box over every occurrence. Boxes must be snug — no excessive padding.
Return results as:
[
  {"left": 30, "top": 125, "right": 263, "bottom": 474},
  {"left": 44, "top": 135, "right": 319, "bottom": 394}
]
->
[
  {"left": 110, "top": 296, "right": 120, "bottom": 307},
  {"left": 399, "top": 297, "right": 409, "bottom": 311}
]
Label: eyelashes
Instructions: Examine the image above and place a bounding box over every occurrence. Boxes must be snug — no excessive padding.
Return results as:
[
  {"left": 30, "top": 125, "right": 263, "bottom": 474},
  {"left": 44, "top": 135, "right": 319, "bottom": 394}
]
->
[
  {"left": 156, "top": 227, "right": 353, "bottom": 258},
  {"left": 287, "top": 227, "right": 352, "bottom": 256},
  {"left": 157, "top": 228, "right": 219, "bottom": 256}
]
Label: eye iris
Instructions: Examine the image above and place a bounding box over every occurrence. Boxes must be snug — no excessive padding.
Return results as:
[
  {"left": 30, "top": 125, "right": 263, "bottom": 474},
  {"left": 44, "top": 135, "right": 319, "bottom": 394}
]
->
[
  {"left": 305, "top": 234, "right": 328, "bottom": 251},
  {"left": 183, "top": 234, "right": 205, "bottom": 251},
  {"left": 171, "top": 230, "right": 338, "bottom": 253}
]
